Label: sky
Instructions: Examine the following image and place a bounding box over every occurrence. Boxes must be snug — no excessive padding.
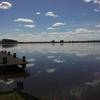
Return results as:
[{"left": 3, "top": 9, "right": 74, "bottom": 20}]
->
[{"left": 0, "top": 0, "right": 100, "bottom": 41}]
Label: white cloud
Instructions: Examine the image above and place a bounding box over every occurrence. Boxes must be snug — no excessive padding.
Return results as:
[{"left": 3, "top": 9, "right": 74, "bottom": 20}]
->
[
  {"left": 53, "top": 22, "right": 66, "bottom": 27},
  {"left": 95, "top": 24, "right": 100, "bottom": 28},
  {"left": 75, "top": 28, "right": 89, "bottom": 33},
  {"left": 84, "top": 0, "right": 100, "bottom": 5},
  {"left": 0, "top": 1, "right": 12, "bottom": 9},
  {"left": 14, "top": 18, "right": 34, "bottom": 23},
  {"left": 47, "top": 27, "right": 55, "bottom": 30},
  {"left": 36, "top": 12, "right": 40, "bottom": 15},
  {"left": 45, "top": 12, "right": 58, "bottom": 17},
  {"left": 93, "top": 0, "right": 100, "bottom": 5},
  {"left": 47, "top": 22, "right": 66, "bottom": 30},
  {"left": 82, "top": 13, "right": 87, "bottom": 15},
  {"left": 24, "top": 24, "right": 36, "bottom": 28},
  {"left": 1, "top": 25, "right": 100, "bottom": 42},
  {"left": 84, "top": 0, "right": 92, "bottom": 2},
  {"left": 93, "top": 8, "right": 100, "bottom": 12}
]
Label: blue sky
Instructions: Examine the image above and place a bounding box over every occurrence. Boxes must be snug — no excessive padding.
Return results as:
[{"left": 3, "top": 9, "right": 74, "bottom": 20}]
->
[{"left": 0, "top": 0, "right": 100, "bottom": 41}]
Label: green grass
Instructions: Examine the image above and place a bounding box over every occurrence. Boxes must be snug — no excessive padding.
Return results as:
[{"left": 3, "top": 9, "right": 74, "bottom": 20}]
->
[
  {"left": 0, "top": 92, "right": 24, "bottom": 100},
  {"left": 0, "top": 91, "right": 40, "bottom": 100}
]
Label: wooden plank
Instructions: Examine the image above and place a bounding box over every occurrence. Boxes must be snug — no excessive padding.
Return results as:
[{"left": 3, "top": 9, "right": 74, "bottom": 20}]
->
[{"left": 0, "top": 51, "right": 28, "bottom": 66}]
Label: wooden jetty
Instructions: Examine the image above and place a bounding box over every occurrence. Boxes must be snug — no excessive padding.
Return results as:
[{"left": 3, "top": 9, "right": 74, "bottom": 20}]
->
[{"left": 0, "top": 51, "right": 28, "bottom": 68}]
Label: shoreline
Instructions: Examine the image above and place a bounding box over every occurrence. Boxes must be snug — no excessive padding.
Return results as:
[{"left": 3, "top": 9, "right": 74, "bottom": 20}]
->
[
  {"left": 1, "top": 41, "right": 100, "bottom": 44},
  {"left": 17, "top": 41, "right": 100, "bottom": 44}
]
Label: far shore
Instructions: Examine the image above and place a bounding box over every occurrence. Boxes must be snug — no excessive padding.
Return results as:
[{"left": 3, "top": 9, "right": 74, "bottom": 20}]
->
[
  {"left": 17, "top": 41, "right": 100, "bottom": 44},
  {"left": 1, "top": 40, "right": 100, "bottom": 44}
]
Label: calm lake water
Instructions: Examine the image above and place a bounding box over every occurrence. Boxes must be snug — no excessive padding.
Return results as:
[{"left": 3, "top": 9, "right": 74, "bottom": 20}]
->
[{"left": 0, "top": 43, "right": 100, "bottom": 100}]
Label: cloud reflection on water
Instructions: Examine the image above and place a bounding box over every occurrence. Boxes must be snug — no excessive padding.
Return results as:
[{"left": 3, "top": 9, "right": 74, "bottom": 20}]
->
[
  {"left": 1, "top": 43, "right": 100, "bottom": 99},
  {"left": 4, "top": 43, "right": 100, "bottom": 57},
  {"left": 46, "top": 68, "right": 56, "bottom": 73},
  {"left": 53, "top": 59, "right": 64, "bottom": 63}
]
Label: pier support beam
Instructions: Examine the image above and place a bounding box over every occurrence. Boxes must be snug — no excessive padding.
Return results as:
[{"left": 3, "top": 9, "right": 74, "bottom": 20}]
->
[
  {"left": 21, "top": 64, "right": 26, "bottom": 69},
  {"left": 22, "top": 56, "right": 26, "bottom": 62},
  {"left": 4, "top": 50, "right": 6, "bottom": 54},
  {"left": 21, "top": 56, "right": 26, "bottom": 68},
  {"left": 8, "top": 52, "right": 10, "bottom": 56},
  {"left": 3, "top": 57, "right": 7, "bottom": 64},
  {"left": 17, "top": 82, "right": 24, "bottom": 90},
  {"left": 13, "top": 53, "right": 16, "bottom": 58}
]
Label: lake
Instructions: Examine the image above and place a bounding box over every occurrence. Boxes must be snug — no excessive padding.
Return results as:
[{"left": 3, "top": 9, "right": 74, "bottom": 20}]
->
[{"left": 0, "top": 43, "right": 100, "bottom": 100}]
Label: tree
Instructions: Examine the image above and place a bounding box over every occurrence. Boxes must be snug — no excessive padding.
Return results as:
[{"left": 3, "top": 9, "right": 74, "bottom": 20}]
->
[
  {"left": 60, "top": 40, "right": 64, "bottom": 43},
  {"left": 51, "top": 40, "right": 55, "bottom": 43}
]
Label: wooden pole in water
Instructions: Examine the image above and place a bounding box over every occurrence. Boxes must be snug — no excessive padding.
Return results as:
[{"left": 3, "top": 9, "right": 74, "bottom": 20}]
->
[
  {"left": 3, "top": 57, "right": 7, "bottom": 64},
  {"left": 17, "top": 82, "right": 24, "bottom": 90},
  {"left": 22, "top": 56, "right": 26, "bottom": 62},
  {"left": 8, "top": 52, "right": 10, "bottom": 56},
  {"left": 4, "top": 50, "right": 6, "bottom": 53},
  {"left": 13, "top": 53, "right": 16, "bottom": 58},
  {"left": 22, "top": 56, "right": 26, "bottom": 68}
]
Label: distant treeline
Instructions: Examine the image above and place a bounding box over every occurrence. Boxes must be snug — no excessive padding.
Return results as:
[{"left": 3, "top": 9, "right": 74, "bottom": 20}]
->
[
  {"left": 0, "top": 39, "right": 100, "bottom": 44},
  {"left": 18, "top": 40, "right": 100, "bottom": 44},
  {"left": 0, "top": 39, "right": 17, "bottom": 44}
]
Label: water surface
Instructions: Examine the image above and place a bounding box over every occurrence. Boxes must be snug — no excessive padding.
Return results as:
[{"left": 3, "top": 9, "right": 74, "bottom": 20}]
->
[{"left": 0, "top": 43, "right": 100, "bottom": 100}]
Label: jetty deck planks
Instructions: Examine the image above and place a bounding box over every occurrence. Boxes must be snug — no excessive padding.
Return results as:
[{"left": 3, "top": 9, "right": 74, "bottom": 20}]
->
[{"left": 0, "top": 51, "right": 28, "bottom": 66}]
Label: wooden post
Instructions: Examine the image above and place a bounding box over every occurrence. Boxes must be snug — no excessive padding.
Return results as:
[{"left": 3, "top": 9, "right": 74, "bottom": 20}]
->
[
  {"left": 22, "top": 56, "right": 26, "bottom": 68},
  {"left": 13, "top": 53, "right": 16, "bottom": 58},
  {"left": 4, "top": 50, "right": 6, "bottom": 53},
  {"left": 22, "top": 56, "right": 26, "bottom": 62},
  {"left": 17, "top": 82, "right": 24, "bottom": 90},
  {"left": 8, "top": 52, "right": 10, "bottom": 56},
  {"left": 22, "top": 64, "right": 26, "bottom": 69},
  {"left": 3, "top": 57, "right": 7, "bottom": 64}
]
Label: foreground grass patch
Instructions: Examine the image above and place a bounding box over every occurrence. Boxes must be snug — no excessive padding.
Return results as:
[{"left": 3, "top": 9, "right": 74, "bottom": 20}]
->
[{"left": 0, "top": 91, "right": 40, "bottom": 100}]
